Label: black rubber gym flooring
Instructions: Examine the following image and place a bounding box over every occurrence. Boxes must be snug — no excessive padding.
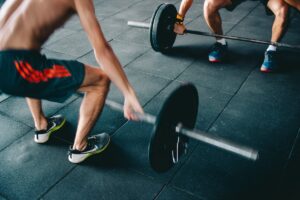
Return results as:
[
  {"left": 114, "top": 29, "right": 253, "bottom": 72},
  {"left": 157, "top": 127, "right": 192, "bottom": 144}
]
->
[{"left": 0, "top": 0, "right": 300, "bottom": 199}]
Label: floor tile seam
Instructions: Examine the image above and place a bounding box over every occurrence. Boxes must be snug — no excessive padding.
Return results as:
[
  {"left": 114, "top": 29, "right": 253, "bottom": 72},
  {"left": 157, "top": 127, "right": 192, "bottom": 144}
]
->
[
  {"left": 0, "top": 96, "right": 80, "bottom": 152},
  {"left": 95, "top": 0, "right": 148, "bottom": 22},
  {"left": 225, "top": 2, "right": 260, "bottom": 35},
  {"left": 0, "top": 128, "right": 32, "bottom": 153},
  {"left": 158, "top": 143, "right": 201, "bottom": 196},
  {"left": 43, "top": 29, "right": 85, "bottom": 48},
  {"left": 125, "top": 65, "right": 184, "bottom": 81},
  {"left": 37, "top": 165, "right": 78, "bottom": 199},
  {"left": 0, "top": 95, "right": 12, "bottom": 104},
  {"left": 110, "top": 3, "right": 190, "bottom": 47},
  {"left": 42, "top": 46, "right": 90, "bottom": 59},
  {"left": 75, "top": 40, "right": 151, "bottom": 68},
  {"left": 0, "top": 110, "right": 32, "bottom": 129},
  {"left": 0, "top": 192, "right": 8, "bottom": 200},
  {"left": 122, "top": 48, "right": 152, "bottom": 68},
  {"left": 153, "top": 184, "right": 168, "bottom": 200},
  {"left": 110, "top": 79, "right": 174, "bottom": 138},
  {"left": 110, "top": 75, "right": 182, "bottom": 139},
  {"left": 170, "top": 185, "right": 206, "bottom": 200},
  {"left": 75, "top": 38, "right": 133, "bottom": 62},
  {"left": 44, "top": 31, "right": 79, "bottom": 47},
  {"left": 205, "top": 63, "right": 258, "bottom": 134},
  {"left": 279, "top": 127, "right": 300, "bottom": 179},
  {"left": 125, "top": 55, "right": 198, "bottom": 82}
]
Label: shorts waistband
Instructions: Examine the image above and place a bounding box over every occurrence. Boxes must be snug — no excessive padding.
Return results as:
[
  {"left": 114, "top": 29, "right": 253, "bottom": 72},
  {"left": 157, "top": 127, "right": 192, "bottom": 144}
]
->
[{"left": 0, "top": 49, "right": 41, "bottom": 56}]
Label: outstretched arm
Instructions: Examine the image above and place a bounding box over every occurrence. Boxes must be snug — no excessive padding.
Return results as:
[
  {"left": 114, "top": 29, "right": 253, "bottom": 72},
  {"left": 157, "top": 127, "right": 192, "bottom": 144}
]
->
[{"left": 74, "top": 0, "right": 143, "bottom": 119}]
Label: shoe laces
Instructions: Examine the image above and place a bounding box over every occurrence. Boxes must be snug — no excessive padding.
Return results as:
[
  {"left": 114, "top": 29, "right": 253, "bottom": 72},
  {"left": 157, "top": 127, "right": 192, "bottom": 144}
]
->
[
  {"left": 265, "top": 51, "right": 276, "bottom": 62},
  {"left": 211, "top": 42, "right": 226, "bottom": 53}
]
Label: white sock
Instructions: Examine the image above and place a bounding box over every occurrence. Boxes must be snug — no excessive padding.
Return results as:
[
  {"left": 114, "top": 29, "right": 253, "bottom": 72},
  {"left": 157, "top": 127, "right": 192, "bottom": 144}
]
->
[
  {"left": 266, "top": 45, "right": 277, "bottom": 52},
  {"left": 216, "top": 38, "right": 227, "bottom": 45}
]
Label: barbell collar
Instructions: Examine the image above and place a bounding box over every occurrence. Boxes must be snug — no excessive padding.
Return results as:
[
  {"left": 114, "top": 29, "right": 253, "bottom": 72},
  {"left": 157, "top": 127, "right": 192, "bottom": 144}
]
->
[{"left": 176, "top": 123, "right": 258, "bottom": 161}]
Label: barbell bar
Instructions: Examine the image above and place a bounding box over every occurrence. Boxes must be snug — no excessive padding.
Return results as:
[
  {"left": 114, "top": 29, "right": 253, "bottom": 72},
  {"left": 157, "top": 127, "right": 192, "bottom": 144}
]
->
[
  {"left": 128, "top": 3, "right": 300, "bottom": 52},
  {"left": 105, "top": 83, "right": 258, "bottom": 172}
]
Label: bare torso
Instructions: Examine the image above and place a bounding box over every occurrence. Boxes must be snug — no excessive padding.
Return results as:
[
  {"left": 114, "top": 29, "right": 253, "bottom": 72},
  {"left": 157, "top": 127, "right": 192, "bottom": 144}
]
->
[{"left": 0, "top": 0, "right": 75, "bottom": 50}]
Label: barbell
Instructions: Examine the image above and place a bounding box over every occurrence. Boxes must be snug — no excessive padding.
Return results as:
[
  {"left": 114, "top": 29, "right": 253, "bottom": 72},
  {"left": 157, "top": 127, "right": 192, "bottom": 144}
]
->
[
  {"left": 128, "top": 3, "right": 300, "bottom": 53},
  {"left": 105, "top": 83, "right": 259, "bottom": 172}
]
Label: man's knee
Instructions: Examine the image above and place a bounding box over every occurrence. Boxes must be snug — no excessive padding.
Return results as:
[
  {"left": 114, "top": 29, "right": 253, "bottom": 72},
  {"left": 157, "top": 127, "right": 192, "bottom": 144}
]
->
[
  {"left": 96, "top": 72, "right": 110, "bottom": 91},
  {"left": 204, "top": 0, "right": 229, "bottom": 14},
  {"left": 269, "top": 1, "right": 289, "bottom": 20}
]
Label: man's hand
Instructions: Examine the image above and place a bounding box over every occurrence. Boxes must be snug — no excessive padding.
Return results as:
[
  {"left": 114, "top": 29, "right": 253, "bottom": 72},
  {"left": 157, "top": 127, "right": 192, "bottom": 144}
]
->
[
  {"left": 174, "top": 23, "right": 186, "bottom": 35},
  {"left": 123, "top": 91, "right": 144, "bottom": 121}
]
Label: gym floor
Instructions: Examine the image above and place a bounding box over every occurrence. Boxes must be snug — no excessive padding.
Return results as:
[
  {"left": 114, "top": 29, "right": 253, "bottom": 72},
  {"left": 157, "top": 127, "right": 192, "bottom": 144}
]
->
[{"left": 0, "top": 0, "right": 300, "bottom": 199}]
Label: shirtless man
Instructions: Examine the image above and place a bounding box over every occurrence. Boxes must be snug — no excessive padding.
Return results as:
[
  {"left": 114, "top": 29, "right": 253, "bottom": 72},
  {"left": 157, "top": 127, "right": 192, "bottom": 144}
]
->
[
  {"left": 0, "top": 0, "right": 144, "bottom": 163},
  {"left": 174, "top": 0, "right": 289, "bottom": 72}
]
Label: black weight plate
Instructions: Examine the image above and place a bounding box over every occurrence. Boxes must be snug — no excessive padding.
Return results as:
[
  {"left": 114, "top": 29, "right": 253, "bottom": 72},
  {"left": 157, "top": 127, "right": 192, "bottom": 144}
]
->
[
  {"left": 150, "top": 3, "right": 177, "bottom": 53},
  {"left": 149, "top": 83, "right": 199, "bottom": 172}
]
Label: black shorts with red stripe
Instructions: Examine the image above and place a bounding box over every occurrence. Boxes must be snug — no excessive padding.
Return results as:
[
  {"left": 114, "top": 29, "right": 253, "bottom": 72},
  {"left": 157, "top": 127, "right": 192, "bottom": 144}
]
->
[{"left": 0, "top": 50, "right": 85, "bottom": 103}]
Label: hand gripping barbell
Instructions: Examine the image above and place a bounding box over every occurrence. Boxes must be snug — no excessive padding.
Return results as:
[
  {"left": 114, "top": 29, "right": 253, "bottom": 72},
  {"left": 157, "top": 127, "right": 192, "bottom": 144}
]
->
[
  {"left": 105, "top": 83, "right": 259, "bottom": 172},
  {"left": 127, "top": 3, "right": 300, "bottom": 53}
]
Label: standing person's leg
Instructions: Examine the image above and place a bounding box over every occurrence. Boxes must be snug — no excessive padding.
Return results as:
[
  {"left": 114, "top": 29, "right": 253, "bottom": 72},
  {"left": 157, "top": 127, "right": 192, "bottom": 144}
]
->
[
  {"left": 72, "top": 65, "right": 110, "bottom": 151},
  {"left": 68, "top": 64, "right": 111, "bottom": 163},
  {"left": 26, "top": 98, "right": 47, "bottom": 131},
  {"left": 203, "top": 0, "right": 231, "bottom": 62},
  {"left": 261, "top": 0, "right": 289, "bottom": 72},
  {"left": 27, "top": 98, "right": 66, "bottom": 143}
]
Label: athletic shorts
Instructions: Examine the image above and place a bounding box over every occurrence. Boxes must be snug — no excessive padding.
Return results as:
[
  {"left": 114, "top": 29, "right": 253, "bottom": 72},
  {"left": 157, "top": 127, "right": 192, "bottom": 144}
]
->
[{"left": 0, "top": 50, "right": 85, "bottom": 103}]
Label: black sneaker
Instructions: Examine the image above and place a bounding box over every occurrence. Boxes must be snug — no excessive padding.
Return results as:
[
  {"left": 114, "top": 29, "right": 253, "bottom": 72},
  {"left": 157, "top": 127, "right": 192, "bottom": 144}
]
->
[
  {"left": 34, "top": 115, "right": 66, "bottom": 143},
  {"left": 208, "top": 42, "right": 228, "bottom": 63},
  {"left": 68, "top": 133, "right": 110, "bottom": 163},
  {"left": 260, "top": 50, "right": 278, "bottom": 73}
]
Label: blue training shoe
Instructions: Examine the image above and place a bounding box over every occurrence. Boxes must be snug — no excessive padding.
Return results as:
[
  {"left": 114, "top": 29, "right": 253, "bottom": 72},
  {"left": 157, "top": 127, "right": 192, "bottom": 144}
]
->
[
  {"left": 260, "top": 50, "right": 278, "bottom": 73},
  {"left": 208, "top": 42, "right": 228, "bottom": 63}
]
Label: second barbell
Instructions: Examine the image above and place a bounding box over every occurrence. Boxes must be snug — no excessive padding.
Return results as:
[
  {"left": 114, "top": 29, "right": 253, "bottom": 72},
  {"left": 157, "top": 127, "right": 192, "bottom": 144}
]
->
[{"left": 128, "top": 3, "right": 300, "bottom": 53}]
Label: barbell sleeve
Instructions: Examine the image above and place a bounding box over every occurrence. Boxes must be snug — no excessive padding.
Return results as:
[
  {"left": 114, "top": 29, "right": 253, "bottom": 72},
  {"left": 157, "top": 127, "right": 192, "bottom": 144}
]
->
[
  {"left": 105, "top": 100, "right": 156, "bottom": 124},
  {"left": 128, "top": 21, "right": 150, "bottom": 29},
  {"left": 176, "top": 124, "right": 258, "bottom": 161}
]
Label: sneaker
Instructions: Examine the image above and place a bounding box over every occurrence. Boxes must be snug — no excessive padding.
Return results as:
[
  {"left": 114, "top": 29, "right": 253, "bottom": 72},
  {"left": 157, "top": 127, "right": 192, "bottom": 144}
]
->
[
  {"left": 68, "top": 133, "right": 110, "bottom": 164},
  {"left": 260, "top": 50, "right": 278, "bottom": 73},
  {"left": 208, "top": 42, "right": 228, "bottom": 63},
  {"left": 34, "top": 115, "right": 66, "bottom": 143}
]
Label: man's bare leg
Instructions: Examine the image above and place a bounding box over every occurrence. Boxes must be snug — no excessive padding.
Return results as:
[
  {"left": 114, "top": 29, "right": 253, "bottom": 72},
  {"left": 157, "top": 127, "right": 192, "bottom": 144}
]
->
[
  {"left": 26, "top": 98, "right": 48, "bottom": 130},
  {"left": 261, "top": 0, "right": 288, "bottom": 72},
  {"left": 72, "top": 64, "right": 110, "bottom": 151},
  {"left": 203, "top": 0, "right": 231, "bottom": 37},
  {"left": 269, "top": 0, "right": 289, "bottom": 44},
  {"left": 203, "top": 0, "right": 231, "bottom": 62}
]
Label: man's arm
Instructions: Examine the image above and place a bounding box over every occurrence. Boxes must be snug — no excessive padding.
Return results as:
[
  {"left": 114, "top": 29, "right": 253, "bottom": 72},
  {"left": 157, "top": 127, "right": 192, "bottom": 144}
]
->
[
  {"left": 74, "top": 0, "right": 143, "bottom": 118},
  {"left": 178, "top": 0, "right": 194, "bottom": 17},
  {"left": 174, "top": 0, "right": 193, "bottom": 34},
  {"left": 0, "top": 0, "right": 22, "bottom": 29}
]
